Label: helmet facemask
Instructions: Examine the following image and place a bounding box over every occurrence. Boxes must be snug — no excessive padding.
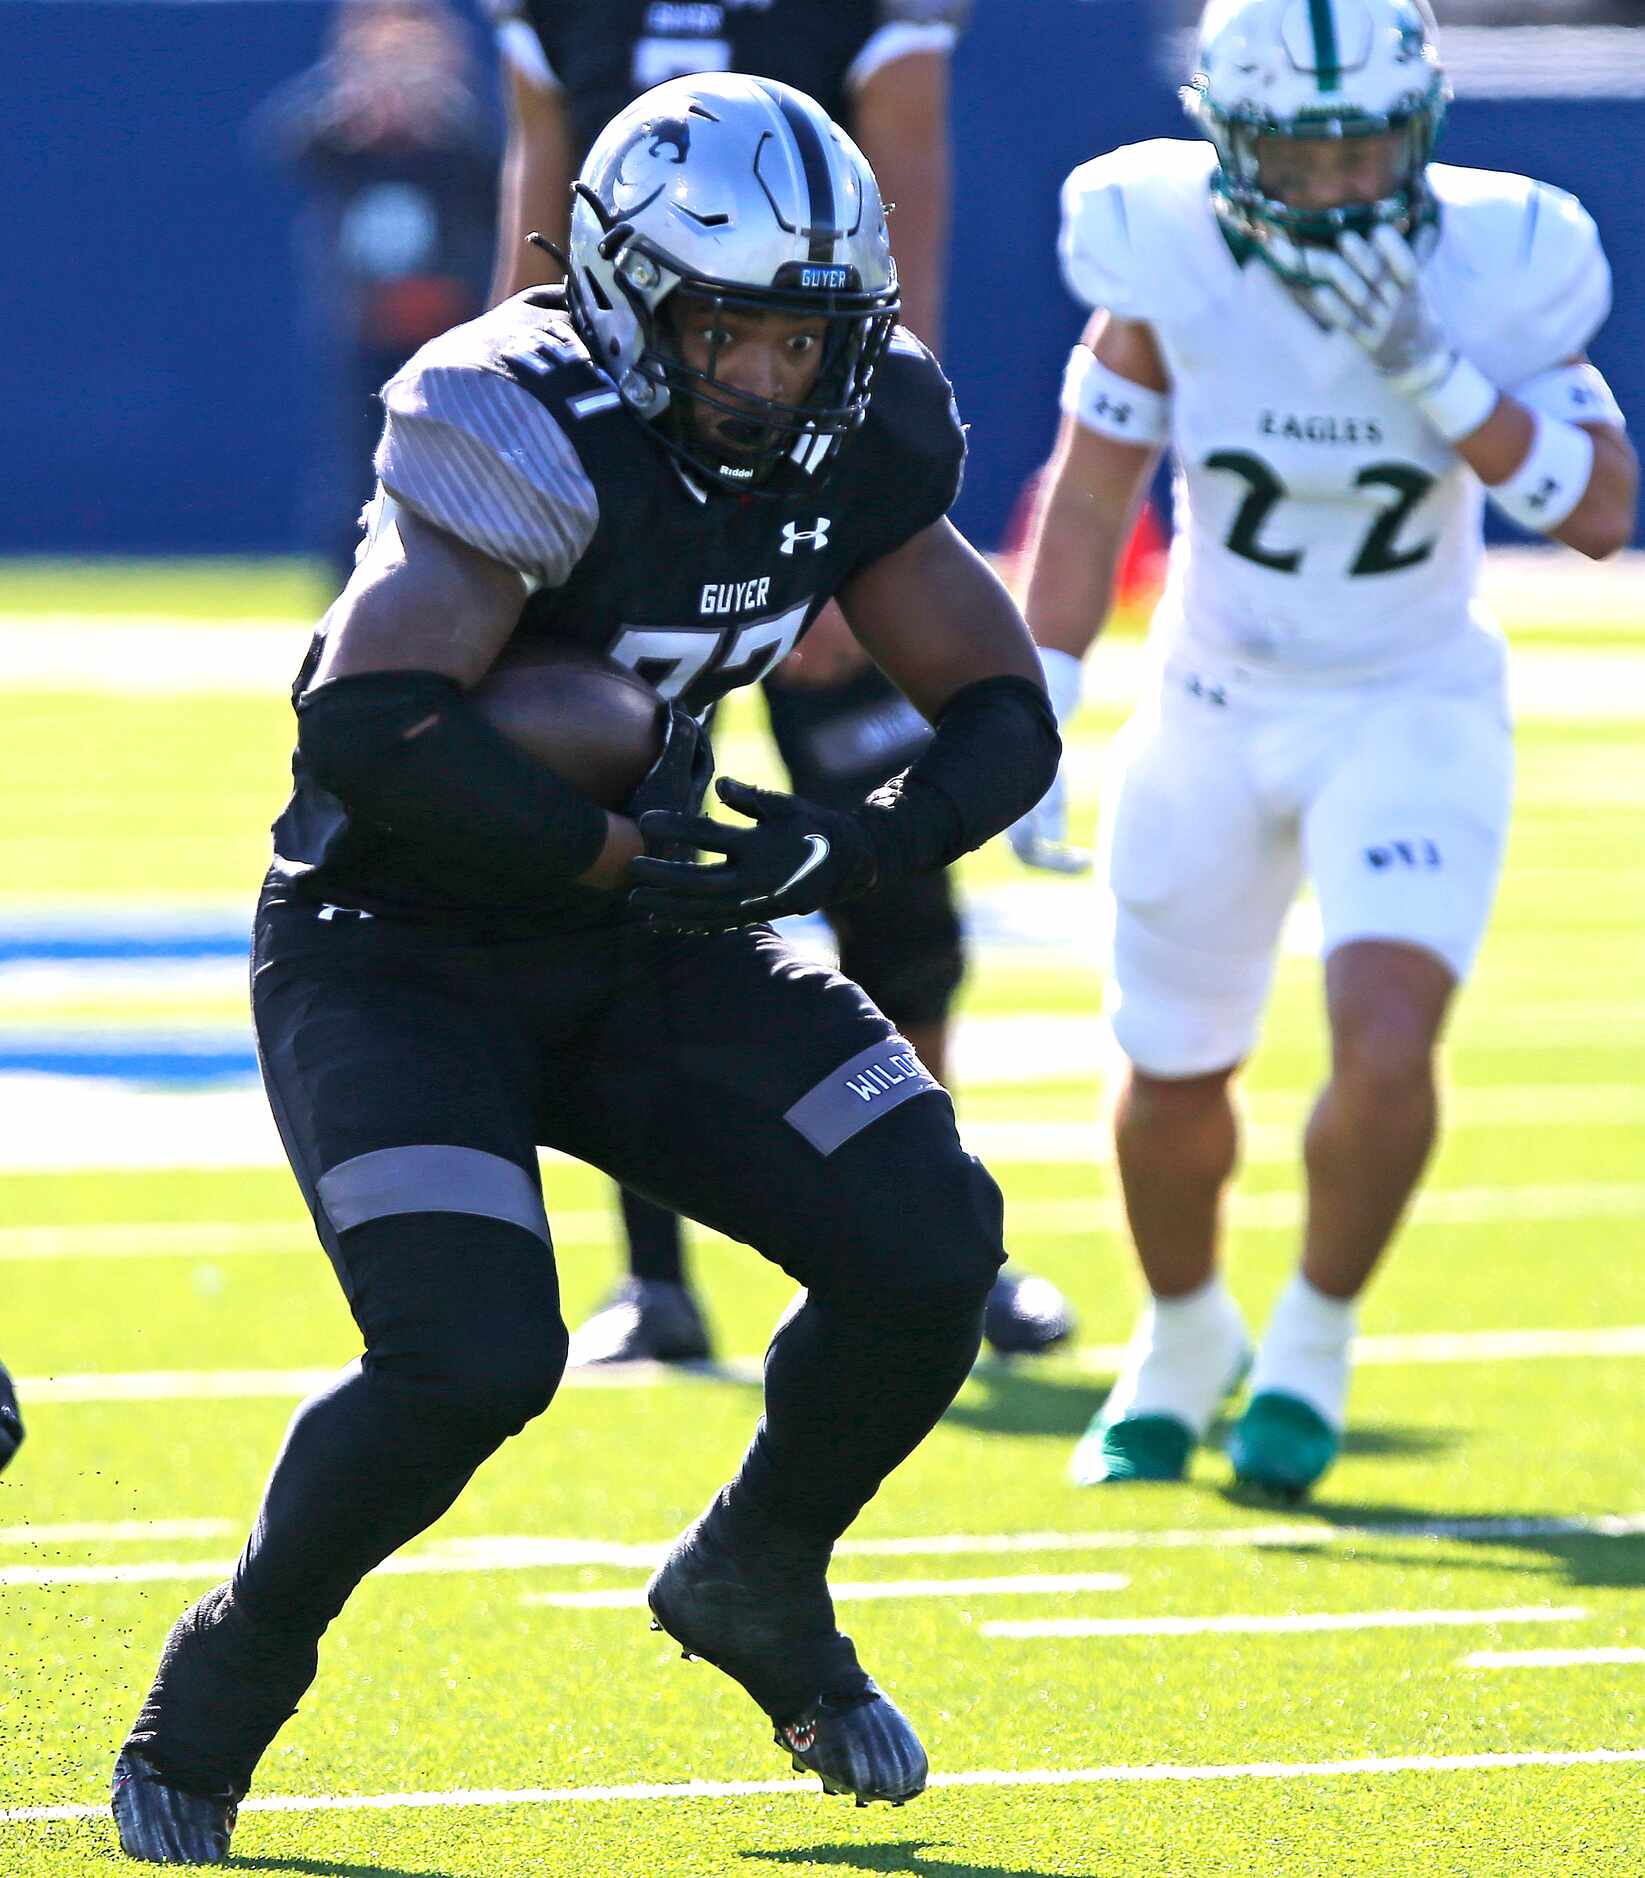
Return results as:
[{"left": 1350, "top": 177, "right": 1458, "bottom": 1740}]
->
[
  {"left": 609, "top": 241, "right": 898, "bottom": 493},
  {"left": 1192, "top": 91, "right": 1444, "bottom": 271}
]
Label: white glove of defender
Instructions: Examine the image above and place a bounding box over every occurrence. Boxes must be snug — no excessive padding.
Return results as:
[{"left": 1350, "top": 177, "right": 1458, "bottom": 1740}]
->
[
  {"left": 1008, "top": 765, "right": 1091, "bottom": 875},
  {"left": 1008, "top": 646, "right": 1092, "bottom": 875},
  {"left": 1289, "top": 224, "right": 1456, "bottom": 397}
]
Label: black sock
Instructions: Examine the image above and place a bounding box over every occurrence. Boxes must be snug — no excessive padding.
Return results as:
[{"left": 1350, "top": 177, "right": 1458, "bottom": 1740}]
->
[
  {"left": 724, "top": 1288, "right": 985, "bottom": 1544},
  {"left": 126, "top": 1362, "right": 505, "bottom": 1791},
  {"left": 620, "top": 1188, "right": 688, "bottom": 1286},
  {"left": 125, "top": 1212, "right": 565, "bottom": 1791}
]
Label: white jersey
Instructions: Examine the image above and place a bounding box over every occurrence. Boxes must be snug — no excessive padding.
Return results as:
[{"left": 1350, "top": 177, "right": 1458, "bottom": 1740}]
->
[{"left": 1059, "top": 140, "right": 1613, "bottom": 679}]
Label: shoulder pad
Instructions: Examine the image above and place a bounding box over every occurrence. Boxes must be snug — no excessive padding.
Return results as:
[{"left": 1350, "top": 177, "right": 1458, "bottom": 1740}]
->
[
  {"left": 841, "top": 329, "right": 966, "bottom": 558},
  {"left": 1059, "top": 140, "right": 1220, "bottom": 323},
  {"left": 1431, "top": 166, "right": 1612, "bottom": 382},
  {"left": 374, "top": 299, "right": 601, "bottom": 587}
]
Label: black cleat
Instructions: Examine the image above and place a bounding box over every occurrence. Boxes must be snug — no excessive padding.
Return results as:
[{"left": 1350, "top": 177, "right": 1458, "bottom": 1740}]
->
[
  {"left": 775, "top": 1686, "right": 929, "bottom": 1806},
  {"left": 567, "top": 1278, "right": 713, "bottom": 1366},
  {"left": 0, "top": 1362, "right": 22, "bottom": 1471},
  {"left": 647, "top": 1505, "right": 928, "bottom": 1806},
  {"left": 112, "top": 1750, "right": 239, "bottom": 1864},
  {"left": 983, "top": 1268, "right": 1076, "bottom": 1358}
]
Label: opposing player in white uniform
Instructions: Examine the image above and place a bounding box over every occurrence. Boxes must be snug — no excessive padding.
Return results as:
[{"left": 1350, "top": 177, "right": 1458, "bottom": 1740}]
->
[{"left": 1014, "top": 0, "right": 1637, "bottom": 1496}]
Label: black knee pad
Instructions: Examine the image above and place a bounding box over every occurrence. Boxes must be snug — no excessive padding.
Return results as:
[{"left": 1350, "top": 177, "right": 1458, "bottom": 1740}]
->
[
  {"left": 821, "top": 1149, "right": 1005, "bottom": 1322},
  {"left": 337, "top": 1213, "right": 567, "bottom": 1437}
]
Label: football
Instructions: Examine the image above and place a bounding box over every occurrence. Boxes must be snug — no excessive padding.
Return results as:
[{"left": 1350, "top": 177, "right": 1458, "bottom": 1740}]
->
[{"left": 470, "top": 640, "right": 665, "bottom": 810}]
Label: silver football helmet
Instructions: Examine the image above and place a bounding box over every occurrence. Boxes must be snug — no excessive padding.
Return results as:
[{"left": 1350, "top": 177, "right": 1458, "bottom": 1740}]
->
[
  {"left": 1184, "top": 0, "right": 1448, "bottom": 265},
  {"left": 565, "top": 73, "right": 899, "bottom": 491}
]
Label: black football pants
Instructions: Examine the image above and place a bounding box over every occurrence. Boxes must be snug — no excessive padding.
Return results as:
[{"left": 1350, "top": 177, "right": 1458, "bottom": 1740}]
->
[{"left": 125, "top": 882, "right": 1003, "bottom": 1792}]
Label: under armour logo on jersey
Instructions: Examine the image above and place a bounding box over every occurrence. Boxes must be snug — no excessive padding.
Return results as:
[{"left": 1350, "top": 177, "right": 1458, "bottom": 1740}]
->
[
  {"left": 780, "top": 518, "right": 831, "bottom": 555},
  {"left": 1527, "top": 476, "right": 1560, "bottom": 513}
]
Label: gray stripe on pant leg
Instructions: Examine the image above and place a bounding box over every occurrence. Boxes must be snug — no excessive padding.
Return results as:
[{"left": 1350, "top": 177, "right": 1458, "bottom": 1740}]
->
[
  {"left": 783, "top": 1035, "right": 940, "bottom": 1157},
  {"left": 317, "top": 1145, "right": 549, "bottom": 1243}
]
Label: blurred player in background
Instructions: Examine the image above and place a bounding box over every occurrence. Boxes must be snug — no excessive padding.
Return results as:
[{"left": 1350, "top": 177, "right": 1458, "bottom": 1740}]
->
[
  {"left": 253, "top": 0, "right": 496, "bottom": 583},
  {"left": 1015, "top": 0, "right": 1636, "bottom": 1497},
  {"left": 112, "top": 75, "right": 1062, "bottom": 1859},
  {"left": 485, "top": 0, "right": 1073, "bottom": 1368},
  {"left": 0, "top": 1362, "right": 21, "bottom": 1472}
]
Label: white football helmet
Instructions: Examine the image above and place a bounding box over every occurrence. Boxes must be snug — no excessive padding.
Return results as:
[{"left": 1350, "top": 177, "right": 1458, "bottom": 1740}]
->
[
  {"left": 565, "top": 73, "right": 899, "bottom": 491},
  {"left": 1183, "top": 0, "right": 1448, "bottom": 263}
]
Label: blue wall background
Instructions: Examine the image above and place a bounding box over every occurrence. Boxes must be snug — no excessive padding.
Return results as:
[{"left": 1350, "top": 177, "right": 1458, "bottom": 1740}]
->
[{"left": 3, "top": 1, "right": 1639, "bottom": 556}]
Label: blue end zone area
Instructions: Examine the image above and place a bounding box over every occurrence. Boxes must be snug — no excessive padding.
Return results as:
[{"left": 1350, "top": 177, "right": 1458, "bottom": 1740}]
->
[
  {"left": 0, "top": 913, "right": 254, "bottom": 1082},
  {"left": 0, "top": 890, "right": 1098, "bottom": 1083},
  {"left": 0, "top": 1043, "right": 258, "bottom": 1082},
  {"left": 0, "top": 920, "right": 246, "bottom": 966}
]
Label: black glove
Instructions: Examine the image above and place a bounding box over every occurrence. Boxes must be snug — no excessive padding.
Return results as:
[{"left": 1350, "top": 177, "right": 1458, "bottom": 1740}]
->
[
  {"left": 623, "top": 705, "right": 714, "bottom": 851},
  {"left": 628, "top": 776, "right": 878, "bottom": 932}
]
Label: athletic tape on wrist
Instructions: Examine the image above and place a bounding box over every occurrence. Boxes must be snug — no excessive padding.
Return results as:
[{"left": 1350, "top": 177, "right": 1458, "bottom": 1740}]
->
[
  {"left": 1408, "top": 353, "right": 1499, "bottom": 445},
  {"left": 1060, "top": 346, "right": 1170, "bottom": 446},
  {"left": 1488, "top": 412, "right": 1595, "bottom": 535},
  {"left": 1038, "top": 646, "right": 1084, "bottom": 728}
]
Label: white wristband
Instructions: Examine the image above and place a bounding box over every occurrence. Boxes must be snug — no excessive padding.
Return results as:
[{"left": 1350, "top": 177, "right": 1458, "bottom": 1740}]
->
[
  {"left": 1038, "top": 646, "right": 1084, "bottom": 727},
  {"left": 1060, "top": 346, "right": 1170, "bottom": 446},
  {"left": 1407, "top": 352, "right": 1499, "bottom": 445},
  {"left": 1513, "top": 361, "right": 1626, "bottom": 431},
  {"left": 1487, "top": 412, "right": 1595, "bottom": 535}
]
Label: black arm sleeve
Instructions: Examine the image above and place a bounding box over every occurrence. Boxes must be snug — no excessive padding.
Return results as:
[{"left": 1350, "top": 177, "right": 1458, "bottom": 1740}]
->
[
  {"left": 852, "top": 674, "right": 1060, "bottom": 880},
  {"left": 296, "top": 669, "right": 611, "bottom": 902}
]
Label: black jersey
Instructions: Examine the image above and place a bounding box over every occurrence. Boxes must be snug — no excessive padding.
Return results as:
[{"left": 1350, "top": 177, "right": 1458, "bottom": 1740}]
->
[
  {"left": 490, "top": 0, "right": 970, "bottom": 163},
  {"left": 270, "top": 289, "right": 965, "bottom": 924}
]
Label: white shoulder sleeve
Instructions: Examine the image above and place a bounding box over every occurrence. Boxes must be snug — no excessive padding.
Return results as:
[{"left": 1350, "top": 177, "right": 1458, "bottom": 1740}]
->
[
  {"left": 1437, "top": 168, "right": 1613, "bottom": 384},
  {"left": 375, "top": 340, "right": 598, "bottom": 589},
  {"left": 1513, "top": 182, "right": 1612, "bottom": 367},
  {"left": 1058, "top": 140, "right": 1217, "bottom": 323}
]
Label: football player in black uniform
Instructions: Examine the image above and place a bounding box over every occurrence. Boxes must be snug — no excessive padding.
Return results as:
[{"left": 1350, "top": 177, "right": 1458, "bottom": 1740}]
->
[
  {"left": 486, "top": 0, "right": 1073, "bottom": 1367},
  {"left": 0, "top": 1361, "right": 22, "bottom": 1472},
  {"left": 112, "top": 76, "right": 1059, "bottom": 1862}
]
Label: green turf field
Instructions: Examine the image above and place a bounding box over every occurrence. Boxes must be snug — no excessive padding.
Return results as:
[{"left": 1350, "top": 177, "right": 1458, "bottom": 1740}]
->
[{"left": 2, "top": 559, "right": 1643, "bottom": 1874}]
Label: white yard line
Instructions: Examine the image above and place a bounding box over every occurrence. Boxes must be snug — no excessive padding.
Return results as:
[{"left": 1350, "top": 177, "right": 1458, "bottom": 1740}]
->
[
  {"left": 17, "top": 1359, "right": 765, "bottom": 1405},
  {"left": 1078, "top": 1326, "right": 1645, "bottom": 1373},
  {"left": 8, "top": 1746, "right": 1645, "bottom": 1824},
  {"left": 7, "top": 1177, "right": 1645, "bottom": 1263},
  {"left": 1463, "top": 1648, "right": 1645, "bottom": 1670},
  {"left": 982, "top": 1605, "right": 1586, "bottom": 1641},
  {"left": 22, "top": 1323, "right": 1645, "bottom": 1408},
  {"left": 3, "top": 610, "right": 1641, "bottom": 718},
  {"left": 523, "top": 1571, "right": 1129, "bottom": 1610},
  {"left": 0, "top": 1519, "right": 231, "bottom": 1547},
  {"left": 6, "top": 1513, "right": 1642, "bottom": 1589}
]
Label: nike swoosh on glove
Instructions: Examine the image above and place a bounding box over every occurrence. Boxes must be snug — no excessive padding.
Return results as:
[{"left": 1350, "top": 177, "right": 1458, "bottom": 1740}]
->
[{"left": 628, "top": 777, "right": 878, "bottom": 932}]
